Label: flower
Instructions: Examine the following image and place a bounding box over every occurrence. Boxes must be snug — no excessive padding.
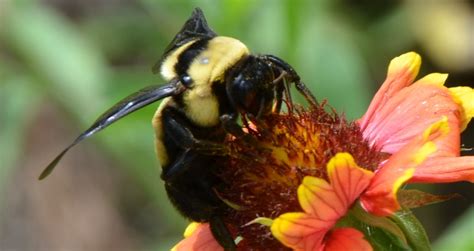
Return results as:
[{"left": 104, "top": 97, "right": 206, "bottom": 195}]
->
[
  {"left": 358, "top": 52, "right": 474, "bottom": 216},
  {"left": 270, "top": 118, "right": 448, "bottom": 250},
  {"left": 171, "top": 52, "right": 474, "bottom": 250}
]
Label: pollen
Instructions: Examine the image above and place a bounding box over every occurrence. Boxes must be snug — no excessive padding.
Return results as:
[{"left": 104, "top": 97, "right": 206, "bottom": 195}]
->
[{"left": 216, "top": 104, "right": 389, "bottom": 250}]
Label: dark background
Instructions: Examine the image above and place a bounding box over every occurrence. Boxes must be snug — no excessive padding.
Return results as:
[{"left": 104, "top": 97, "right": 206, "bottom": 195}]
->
[{"left": 1, "top": 0, "right": 473, "bottom": 250}]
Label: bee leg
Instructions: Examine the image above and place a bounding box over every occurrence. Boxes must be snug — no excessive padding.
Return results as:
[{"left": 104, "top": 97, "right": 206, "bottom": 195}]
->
[
  {"left": 220, "top": 113, "right": 248, "bottom": 138},
  {"left": 244, "top": 113, "right": 272, "bottom": 139},
  {"left": 262, "top": 54, "right": 318, "bottom": 107},
  {"left": 220, "top": 114, "right": 270, "bottom": 162},
  {"left": 273, "top": 77, "right": 285, "bottom": 113},
  {"left": 220, "top": 113, "right": 262, "bottom": 147},
  {"left": 294, "top": 80, "right": 318, "bottom": 108},
  {"left": 164, "top": 113, "right": 231, "bottom": 157},
  {"left": 161, "top": 153, "right": 223, "bottom": 214},
  {"left": 160, "top": 149, "right": 196, "bottom": 181},
  {"left": 210, "top": 216, "right": 237, "bottom": 251}
]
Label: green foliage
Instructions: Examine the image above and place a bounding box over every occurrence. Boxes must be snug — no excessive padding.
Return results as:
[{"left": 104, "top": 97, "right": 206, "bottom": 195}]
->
[
  {"left": 391, "top": 209, "right": 431, "bottom": 251},
  {"left": 433, "top": 206, "right": 474, "bottom": 251}
]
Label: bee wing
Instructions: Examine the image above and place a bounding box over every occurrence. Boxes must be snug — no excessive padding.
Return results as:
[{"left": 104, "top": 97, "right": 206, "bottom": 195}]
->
[
  {"left": 152, "top": 8, "right": 217, "bottom": 74},
  {"left": 39, "top": 80, "right": 184, "bottom": 180}
]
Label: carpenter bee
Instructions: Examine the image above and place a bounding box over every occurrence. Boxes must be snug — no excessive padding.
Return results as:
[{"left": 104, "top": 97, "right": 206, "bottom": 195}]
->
[{"left": 40, "top": 8, "right": 317, "bottom": 250}]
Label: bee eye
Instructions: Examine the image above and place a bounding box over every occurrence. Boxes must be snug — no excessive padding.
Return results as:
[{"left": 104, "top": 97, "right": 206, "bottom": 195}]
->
[{"left": 180, "top": 74, "right": 193, "bottom": 87}]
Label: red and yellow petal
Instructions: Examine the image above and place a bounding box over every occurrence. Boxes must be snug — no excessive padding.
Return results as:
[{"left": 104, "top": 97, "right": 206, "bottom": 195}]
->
[
  {"left": 361, "top": 118, "right": 448, "bottom": 216},
  {"left": 359, "top": 52, "right": 421, "bottom": 131},
  {"left": 298, "top": 153, "right": 373, "bottom": 220},
  {"left": 172, "top": 223, "right": 223, "bottom": 251},
  {"left": 298, "top": 176, "right": 343, "bottom": 220},
  {"left": 271, "top": 212, "right": 329, "bottom": 251},
  {"left": 358, "top": 52, "right": 471, "bottom": 160},
  {"left": 327, "top": 153, "right": 374, "bottom": 210},
  {"left": 323, "top": 228, "right": 372, "bottom": 251},
  {"left": 272, "top": 153, "right": 374, "bottom": 250},
  {"left": 358, "top": 52, "right": 474, "bottom": 188}
]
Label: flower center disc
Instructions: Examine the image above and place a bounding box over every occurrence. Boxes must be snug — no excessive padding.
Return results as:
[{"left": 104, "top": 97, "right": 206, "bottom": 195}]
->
[{"left": 217, "top": 105, "right": 388, "bottom": 250}]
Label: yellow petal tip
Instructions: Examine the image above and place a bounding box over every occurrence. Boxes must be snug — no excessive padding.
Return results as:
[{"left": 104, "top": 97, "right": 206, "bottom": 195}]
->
[
  {"left": 388, "top": 52, "right": 421, "bottom": 79},
  {"left": 270, "top": 212, "right": 307, "bottom": 245},
  {"left": 417, "top": 73, "right": 449, "bottom": 86},
  {"left": 183, "top": 222, "right": 200, "bottom": 237},
  {"left": 327, "top": 152, "right": 373, "bottom": 177},
  {"left": 327, "top": 152, "right": 354, "bottom": 173},
  {"left": 449, "top": 86, "right": 474, "bottom": 131}
]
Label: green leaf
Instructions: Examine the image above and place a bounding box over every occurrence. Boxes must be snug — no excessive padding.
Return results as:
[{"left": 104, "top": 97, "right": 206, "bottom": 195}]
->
[
  {"left": 365, "top": 226, "right": 412, "bottom": 251},
  {"left": 390, "top": 208, "right": 431, "bottom": 251},
  {"left": 352, "top": 204, "right": 407, "bottom": 245},
  {"left": 340, "top": 206, "right": 411, "bottom": 251}
]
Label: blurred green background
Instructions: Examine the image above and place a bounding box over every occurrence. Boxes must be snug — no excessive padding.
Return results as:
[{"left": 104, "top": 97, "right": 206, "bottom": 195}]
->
[{"left": 1, "top": 0, "right": 473, "bottom": 250}]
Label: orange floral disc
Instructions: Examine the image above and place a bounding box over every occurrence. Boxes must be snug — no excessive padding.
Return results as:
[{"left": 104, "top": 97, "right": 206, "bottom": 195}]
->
[{"left": 216, "top": 105, "right": 388, "bottom": 250}]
